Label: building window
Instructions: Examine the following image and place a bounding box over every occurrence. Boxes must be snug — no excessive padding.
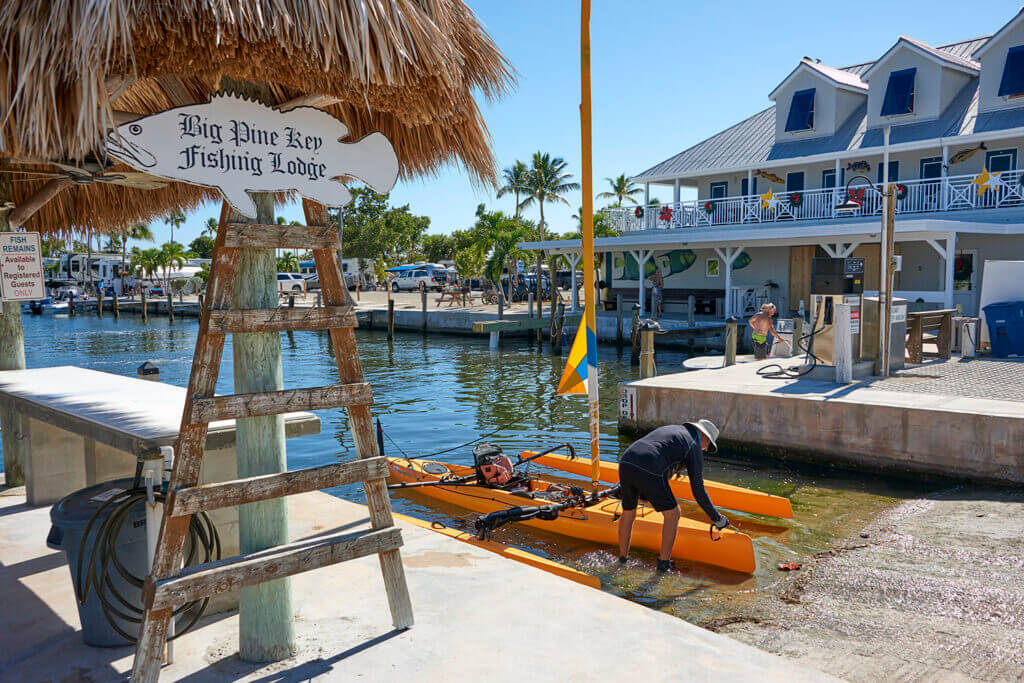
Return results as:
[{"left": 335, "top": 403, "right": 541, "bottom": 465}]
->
[
  {"left": 785, "top": 88, "right": 815, "bottom": 132},
  {"left": 998, "top": 45, "right": 1024, "bottom": 98},
  {"left": 821, "top": 169, "right": 836, "bottom": 188},
  {"left": 919, "top": 157, "right": 942, "bottom": 179},
  {"left": 985, "top": 148, "right": 1017, "bottom": 173},
  {"left": 786, "top": 172, "right": 805, "bottom": 192},
  {"left": 881, "top": 68, "right": 916, "bottom": 116},
  {"left": 741, "top": 177, "right": 758, "bottom": 196},
  {"left": 876, "top": 160, "right": 899, "bottom": 184},
  {"left": 954, "top": 251, "right": 976, "bottom": 291},
  {"left": 710, "top": 182, "right": 728, "bottom": 199}
]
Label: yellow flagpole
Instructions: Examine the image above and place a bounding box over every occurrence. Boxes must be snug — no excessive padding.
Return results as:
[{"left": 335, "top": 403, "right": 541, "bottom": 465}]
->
[{"left": 580, "top": 0, "right": 600, "bottom": 488}]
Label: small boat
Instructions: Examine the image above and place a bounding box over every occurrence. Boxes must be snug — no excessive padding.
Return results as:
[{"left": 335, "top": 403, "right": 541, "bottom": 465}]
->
[
  {"left": 387, "top": 456, "right": 757, "bottom": 574},
  {"left": 519, "top": 451, "right": 793, "bottom": 519},
  {"left": 24, "top": 297, "right": 69, "bottom": 314}
]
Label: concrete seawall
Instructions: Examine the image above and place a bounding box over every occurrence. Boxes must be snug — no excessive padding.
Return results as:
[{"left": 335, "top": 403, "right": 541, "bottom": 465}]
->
[{"left": 618, "top": 359, "right": 1024, "bottom": 485}]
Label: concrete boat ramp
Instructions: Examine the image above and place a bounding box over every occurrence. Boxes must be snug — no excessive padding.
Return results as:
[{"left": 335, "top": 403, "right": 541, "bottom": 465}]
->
[
  {"left": 0, "top": 484, "right": 829, "bottom": 682},
  {"left": 619, "top": 357, "right": 1024, "bottom": 484}
]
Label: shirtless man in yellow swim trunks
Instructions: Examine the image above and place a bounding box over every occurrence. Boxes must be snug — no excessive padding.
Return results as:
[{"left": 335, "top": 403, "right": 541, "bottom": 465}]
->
[{"left": 748, "top": 303, "right": 783, "bottom": 359}]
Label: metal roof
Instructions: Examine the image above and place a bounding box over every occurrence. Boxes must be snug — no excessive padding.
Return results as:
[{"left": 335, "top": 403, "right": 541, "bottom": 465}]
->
[{"left": 635, "top": 36, "right": 996, "bottom": 182}]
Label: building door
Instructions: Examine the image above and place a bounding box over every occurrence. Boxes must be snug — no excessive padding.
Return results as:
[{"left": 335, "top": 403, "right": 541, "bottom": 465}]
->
[
  {"left": 851, "top": 243, "right": 902, "bottom": 292},
  {"left": 788, "top": 246, "right": 815, "bottom": 313},
  {"left": 953, "top": 248, "right": 978, "bottom": 315}
]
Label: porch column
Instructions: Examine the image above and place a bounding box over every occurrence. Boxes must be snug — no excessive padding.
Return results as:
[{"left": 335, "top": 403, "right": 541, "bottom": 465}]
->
[
  {"left": 941, "top": 145, "right": 950, "bottom": 211},
  {"left": 630, "top": 249, "right": 653, "bottom": 316},
  {"left": 568, "top": 251, "right": 582, "bottom": 312},
  {"left": 714, "top": 246, "right": 744, "bottom": 320},
  {"left": 927, "top": 233, "right": 957, "bottom": 310},
  {"left": 833, "top": 158, "right": 842, "bottom": 217},
  {"left": 673, "top": 179, "right": 681, "bottom": 206}
]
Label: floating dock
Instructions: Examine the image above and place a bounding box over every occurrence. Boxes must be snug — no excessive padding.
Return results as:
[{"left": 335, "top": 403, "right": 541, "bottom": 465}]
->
[{"left": 618, "top": 357, "right": 1024, "bottom": 484}]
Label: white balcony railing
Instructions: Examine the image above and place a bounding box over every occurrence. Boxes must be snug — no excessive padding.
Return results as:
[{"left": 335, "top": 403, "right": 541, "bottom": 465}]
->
[{"left": 606, "top": 171, "right": 1024, "bottom": 233}]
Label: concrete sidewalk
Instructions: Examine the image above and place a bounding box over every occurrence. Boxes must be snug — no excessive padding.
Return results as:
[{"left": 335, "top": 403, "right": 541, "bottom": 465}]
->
[{"left": 0, "top": 482, "right": 830, "bottom": 682}]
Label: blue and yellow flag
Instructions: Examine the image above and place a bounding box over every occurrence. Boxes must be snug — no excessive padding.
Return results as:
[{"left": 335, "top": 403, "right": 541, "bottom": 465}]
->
[{"left": 557, "top": 319, "right": 597, "bottom": 395}]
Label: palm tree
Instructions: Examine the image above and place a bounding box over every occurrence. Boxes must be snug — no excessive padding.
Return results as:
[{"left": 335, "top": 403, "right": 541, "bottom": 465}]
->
[
  {"left": 277, "top": 251, "right": 300, "bottom": 272},
  {"left": 519, "top": 152, "right": 580, "bottom": 314},
  {"left": 164, "top": 208, "right": 185, "bottom": 244},
  {"left": 131, "top": 247, "right": 162, "bottom": 286},
  {"left": 119, "top": 224, "right": 154, "bottom": 293},
  {"left": 158, "top": 241, "right": 188, "bottom": 290},
  {"left": 496, "top": 161, "right": 530, "bottom": 219},
  {"left": 202, "top": 217, "right": 218, "bottom": 238},
  {"left": 596, "top": 173, "right": 643, "bottom": 207}
]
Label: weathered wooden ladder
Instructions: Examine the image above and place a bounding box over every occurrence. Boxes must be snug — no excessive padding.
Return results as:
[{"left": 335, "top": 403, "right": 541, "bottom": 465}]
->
[{"left": 131, "top": 200, "right": 413, "bottom": 681}]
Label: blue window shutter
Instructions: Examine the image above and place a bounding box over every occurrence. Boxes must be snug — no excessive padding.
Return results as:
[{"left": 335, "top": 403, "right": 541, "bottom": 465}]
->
[
  {"left": 786, "top": 172, "right": 805, "bottom": 192},
  {"left": 877, "top": 160, "right": 899, "bottom": 183},
  {"left": 998, "top": 46, "right": 1024, "bottom": 97},
  {"left": 785, "top": 88, "right": 815, "bottom": 132},
  {"left": 881, "top": 68, "right": 916, "bottom": 116}
]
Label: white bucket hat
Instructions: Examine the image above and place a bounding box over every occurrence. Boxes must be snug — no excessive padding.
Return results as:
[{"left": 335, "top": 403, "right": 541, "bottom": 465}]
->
[{"left": 685, "top": 419, "right": 719, "bottom": 453}]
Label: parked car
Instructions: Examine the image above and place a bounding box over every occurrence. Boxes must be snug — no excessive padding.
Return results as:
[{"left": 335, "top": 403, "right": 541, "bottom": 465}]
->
[
  {"left": 390, "top": 268, "right": 444, "bottom": 292},
  {"left": 277, "top": 272, "right": 307, "bottom": 293}
]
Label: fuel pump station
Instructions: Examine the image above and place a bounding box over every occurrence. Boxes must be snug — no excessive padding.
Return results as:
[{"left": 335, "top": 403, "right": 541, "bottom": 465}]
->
[{"left": 808, "top": 257, "right": 864, "bottom": 366}]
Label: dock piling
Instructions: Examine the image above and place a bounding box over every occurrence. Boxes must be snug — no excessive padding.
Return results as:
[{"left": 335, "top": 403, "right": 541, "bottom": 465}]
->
[
  {"left": 96, "top": 283, "right": 103, "bottom": 318},
  {"left": 639, "top": 329, "right": 657, "bottom": 378},
  {"left": 166, "top": 291, "right": 174, "bottom": 322},
  {"left": 420, "top": 284, "right": 427, "bottom": 333},
  {"left": 198, "top": 294, "right": 204, "bottom": 313},
  {"left": 688, "top": 294, "right": 696, "bottom": 326},
  {"left": 527, "top": 292, "right": 534, "bottom": 318},
  {"left": 616, "top": 294, "right": 623, "bottom": 347},
  {"left": 288, "top": 294, "right": 295, "bottom": 309},
  {"left": 387, "top": 299, "right": 395, "bottom": 341},
  {"left": 498, "top": 292, "right": 504, "bottom": 319},
  {"left": 141, "top": 289, "right": 147, "bottom": 321},
  {"left": 113, "top": 291, "right": 119, "bottom": 318},
  {"left": 550, "top": 302, "right": 565, "bottom": 354},
  {"left": 316, "top": 291, "right": 322, "bottom": 308},
  {"left": 724, "top": 317, "right": 737, "bottom": 366}
]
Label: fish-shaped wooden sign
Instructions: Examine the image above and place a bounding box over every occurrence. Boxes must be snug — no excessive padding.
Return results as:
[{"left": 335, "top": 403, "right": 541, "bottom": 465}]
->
[
  {"left": 754, "top": 169, "right": 785, "bottom": 184},
  {"left": 105, "top": 93, "right": 399, "bottom": 218},
  {"left": 949, "top": 142, "right": 986, "bottom": 165},
  {"left": 846, "top": 160, "right": 871, "bottom": 173}
]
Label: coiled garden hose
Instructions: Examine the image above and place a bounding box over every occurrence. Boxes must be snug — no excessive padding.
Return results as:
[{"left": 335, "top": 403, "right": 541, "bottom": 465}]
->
[{"left": 74, "top": 486, "right": 221, "bottom": 643}]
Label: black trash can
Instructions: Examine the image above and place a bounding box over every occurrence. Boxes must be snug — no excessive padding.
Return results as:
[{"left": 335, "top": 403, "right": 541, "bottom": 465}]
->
[{"left": 47, "top": 479, "right": 148, "bottom": 646}]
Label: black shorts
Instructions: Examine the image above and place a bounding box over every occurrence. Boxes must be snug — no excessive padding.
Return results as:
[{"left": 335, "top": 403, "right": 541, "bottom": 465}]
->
[
  {"left": 753, "top": 340, "right": 769, "bottom": 359},
  {"left": 618, "top": 462, "right": 677, "bottom": 512}
]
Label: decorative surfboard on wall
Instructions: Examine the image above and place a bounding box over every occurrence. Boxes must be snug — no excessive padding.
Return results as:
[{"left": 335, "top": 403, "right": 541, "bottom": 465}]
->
[{"left": 105, "top": 93, "right": 399, "bottom": 217}]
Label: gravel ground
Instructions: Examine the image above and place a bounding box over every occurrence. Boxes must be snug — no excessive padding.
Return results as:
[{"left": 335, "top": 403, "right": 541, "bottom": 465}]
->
[{"left": 717, "top": 487, "right": 1024, "bottom": 682}]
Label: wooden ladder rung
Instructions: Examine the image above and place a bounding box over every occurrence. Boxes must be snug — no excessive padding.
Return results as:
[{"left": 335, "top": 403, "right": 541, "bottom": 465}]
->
[
  {"left": 207, "top": 306, "right": 355, "bottom": 333},
  {"left": 191, "top": 382, "right": 373, "bottom": 423},
  {"left": 169, "top": 457, "right": 388, "bottom": 517},
  {"left": 224, "top": 222, "right": 341, "bottom": 249},
  {"left": 147, "top": 526, "right": 402, "bottom": 610}
]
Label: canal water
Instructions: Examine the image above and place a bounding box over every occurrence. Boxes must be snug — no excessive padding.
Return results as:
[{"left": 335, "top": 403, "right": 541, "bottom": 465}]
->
[{"left": 8, "top": 313, "right": 930, "bottom": 626}]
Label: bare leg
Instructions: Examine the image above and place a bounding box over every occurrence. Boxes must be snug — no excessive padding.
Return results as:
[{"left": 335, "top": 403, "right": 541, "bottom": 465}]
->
[
  {"left": 660, "top": 506, "right": 681, "bottom": 561},
  {"left": 618, "top": 509, "right": 637, "bottom": 558}
]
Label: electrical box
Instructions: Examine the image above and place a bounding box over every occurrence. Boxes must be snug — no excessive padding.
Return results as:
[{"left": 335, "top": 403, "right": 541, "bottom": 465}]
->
[
  {"left": 811, "top": 257, "right": 865, "bottom": 295},
  {"left": 860, "top": 296, "right": 907, "bottom": 372}
]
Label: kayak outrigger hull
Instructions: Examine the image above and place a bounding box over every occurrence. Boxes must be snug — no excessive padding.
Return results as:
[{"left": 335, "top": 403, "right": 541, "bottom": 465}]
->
[
  {"left": 520, "top": 451, "right": 793, "bottom": 519},
  {"left": 387, "top": 458, "right": 757, "bottom": 574}
]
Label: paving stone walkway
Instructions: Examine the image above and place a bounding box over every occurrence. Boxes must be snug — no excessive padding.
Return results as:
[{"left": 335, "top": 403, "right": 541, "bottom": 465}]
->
[{"left": 867, "top": 357, "right": 1024, "bottom": 402}]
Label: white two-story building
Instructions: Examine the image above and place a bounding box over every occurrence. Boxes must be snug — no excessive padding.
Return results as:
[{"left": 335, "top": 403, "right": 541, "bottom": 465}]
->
[{"left": 523, "top": 9, "right": 1024, "bottom": 320}]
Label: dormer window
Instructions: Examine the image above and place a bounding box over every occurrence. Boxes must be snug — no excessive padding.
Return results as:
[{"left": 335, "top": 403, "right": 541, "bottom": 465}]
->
[
  {"left": 784, "top": 88, "right": 816, "bottom": 132},
  {"left": 998, "top": 46, "right": 1024, "bottom": 97},
  {"left": 881, "top": 68, "right": 916, "bottom": 116}
]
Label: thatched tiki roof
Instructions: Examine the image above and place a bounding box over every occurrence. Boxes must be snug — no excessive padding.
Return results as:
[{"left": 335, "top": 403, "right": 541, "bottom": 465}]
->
[{"left": 0, "top": 0, "right": 513, "bottom": 234}]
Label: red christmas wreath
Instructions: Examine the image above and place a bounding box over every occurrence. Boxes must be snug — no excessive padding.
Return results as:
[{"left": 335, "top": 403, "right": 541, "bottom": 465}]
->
[
  {"left": 702, "top": 201, "right": 715, "bottom": 215},
  {"left": 789, "top": 192, "right": 803, "bottom": 207},
  {"left": 659, "top": 205, "right": 673, "bottom": 222},
  {"left": 895, "top": 184, "right": 908, "bottom": 201},
  {"left": 847, "top": 188, "right": 866, "bottom": 206},
  {"left": 634, "top": 206, "right": 644, "bottom": 218}
]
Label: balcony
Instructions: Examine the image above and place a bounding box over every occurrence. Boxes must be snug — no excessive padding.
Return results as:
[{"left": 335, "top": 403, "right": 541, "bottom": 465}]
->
[{"left": 606, "top": 171, "right": 1024, "bottom": 233}]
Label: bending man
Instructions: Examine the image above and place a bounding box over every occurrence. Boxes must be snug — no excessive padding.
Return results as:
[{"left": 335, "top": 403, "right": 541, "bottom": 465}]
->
[{"left": 617, "top": 420, "right": 729, "bottom": 572}]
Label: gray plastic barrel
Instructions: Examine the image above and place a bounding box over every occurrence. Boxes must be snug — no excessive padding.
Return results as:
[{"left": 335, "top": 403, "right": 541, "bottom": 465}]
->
[{"left": 47, "top": 478, "right": 148, "bottom": 646}]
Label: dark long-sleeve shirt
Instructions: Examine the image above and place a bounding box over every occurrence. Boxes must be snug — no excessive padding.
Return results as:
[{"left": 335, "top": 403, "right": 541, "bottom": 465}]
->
[{"left": 619, "top": 424, "right": 724, "bottom": 523}]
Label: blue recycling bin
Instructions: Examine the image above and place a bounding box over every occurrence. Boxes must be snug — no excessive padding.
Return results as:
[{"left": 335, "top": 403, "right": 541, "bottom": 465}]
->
[
  {"left": 47, "top": 478, "right": 148, "bottom": 646},
  {"left": 983, "top": 301, "right": 1024, "bottom": 358}
]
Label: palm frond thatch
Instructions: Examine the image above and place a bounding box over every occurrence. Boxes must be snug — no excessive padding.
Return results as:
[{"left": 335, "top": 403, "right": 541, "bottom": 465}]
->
[{"left": 0, "top": 0, "right": 514, "bottom": 234}]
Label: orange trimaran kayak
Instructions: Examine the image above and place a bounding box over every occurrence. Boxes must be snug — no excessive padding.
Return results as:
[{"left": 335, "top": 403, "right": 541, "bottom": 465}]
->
[
  {"left": 387, "top": 458, "right": 757, "bottom": 574},
  {"left": 519, "top": 451, "right": 793, "bottom": 519}
]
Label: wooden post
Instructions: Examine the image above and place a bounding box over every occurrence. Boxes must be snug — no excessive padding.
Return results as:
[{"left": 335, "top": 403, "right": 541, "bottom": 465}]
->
[
  {"left": 630, "top": 306, "right": 641, "bottom": 365},
  {"left": 724, "top": 317, "right": 738, "bottom": 366},
  {"left": 528, "top": 292, "right": 534, "bottom": 318},
  {"left": 0, "top": 206, "right": 26, "bottom": 486},
  {"left": 688, "top": 294, "right": 696, "bottom": 326},
  {"left": 167, "top": 291, "right": 174, "bottom": 323},
  {"left": 356, "top": 283, "right": 360, "bottom": 301},
  {"left": 639, "top": 329, "right": 657, "bottom": 378},
  {"left": 288, "top": 294, "right": 295, "bottom": 309},
  {"left": 96, "top": 283, "right": 103, "bottom": 318},
  {"left": 616, "top": 294, "right": 623, "bottom": 347},
  {"left": 420, "top": 283, "right": 427, "bottom": 333},
  {"left": 113, "top": 289, "right": 120, "bottom": 318},
  {"left": 234, "top": 191, "right": 295, "bottom": 661},
  {"left": 551, "top": 302, "right": 565, "bottom": 354},
  {"left": 198, "top": 294, "right": 205, "bottom": 313},
  {"left": 387, "top": 298, "right": 395, "bottom": 341},
  {"left": 141, "top": 288, "right": 148, "bottom": 321},
  {"left": 498, "top": 291, "right": 504, "bottom": 319},
  {"left": 835, "top": 303, "right": 853, "bottom": 384},
  {"left": 69, "top": 293, "right": 76, "bottom": 316},
  {"left": 792, "top": 317, "right": 804, "bottom": 357}
]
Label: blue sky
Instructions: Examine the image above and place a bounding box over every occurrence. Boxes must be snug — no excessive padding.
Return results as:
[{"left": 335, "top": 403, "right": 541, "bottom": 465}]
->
[{"left": 148, "top": 1, "right": 1011, "bottom": 249}]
